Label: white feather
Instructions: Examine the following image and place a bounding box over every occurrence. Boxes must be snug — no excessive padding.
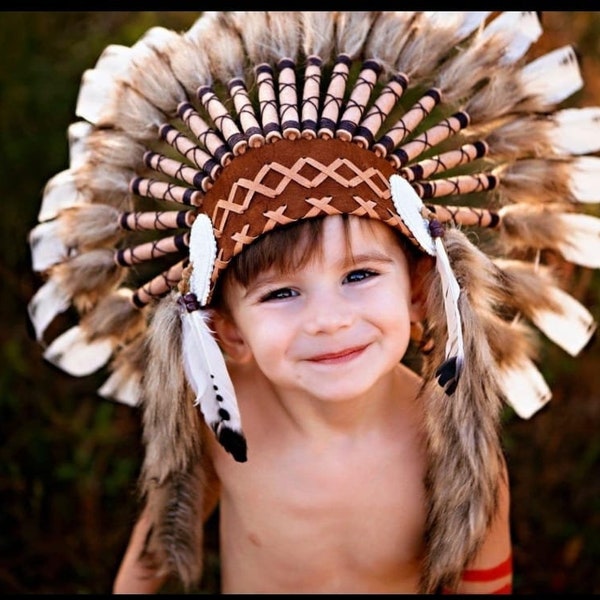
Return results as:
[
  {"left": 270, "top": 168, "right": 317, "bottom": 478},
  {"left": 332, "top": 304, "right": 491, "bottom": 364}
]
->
[
  {"left": 27, "top": 277, "right": 72, "bottom": 341},
  {"left": 98, "top": 369, "right": 142, "bottom": 407},
  {"left": 498, "top": 358, "right": 552, "bottom": 419},
  {"left": 425, "top": 11, "right": 491, "bottom": 39},
  {"left": 189, "top": 213, "right": 217, "bottom": 306},
  {"left": 434, "top": 236, "right": 465, "bottom": 367},
  {"left": 482, "top": 11, "right": 542, "bottom": 64},
  {"left": 567, "top": 156, "right": 600, "bottom": 203},
  {"left": 389, "top": 175, "right": 436, "bottom": 255},
  {"left": 43, "top": 325, "right": 114, "bottom": 376},
  {"left": 38, "top": 169, "right": 85, "bottom": 222},
  {"left": 67, "top": 121, "right": 93, "bottom": 169},
  {"left": 520, "top": 45, "right": 583, "bottom": 105},
  {"left": 531, "top": 286, "right": 597, "bottom": 356},
  {"left": 75, "top": 45, "right": 132, "bottom": 124},
  {"left": 390, "top": 175, "right": 464, "bottom": 370},
  {"left": 558, "top": 213, "right": 600, "bottom": 268},
  {"left": 549, "top": 107, "right": 600, "bottom": 155},
  {"left": 28, "top": 220, "right": 69, "bottom": 272},
  {"left": 181, "top": 308, "right": 242, "bottom": 433}
]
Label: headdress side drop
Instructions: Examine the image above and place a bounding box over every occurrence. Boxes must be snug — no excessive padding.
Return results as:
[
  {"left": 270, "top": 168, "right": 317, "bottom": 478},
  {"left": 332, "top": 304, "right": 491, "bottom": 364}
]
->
[{"left": 28, "top": 11, "right": 600, "bottom": 593}]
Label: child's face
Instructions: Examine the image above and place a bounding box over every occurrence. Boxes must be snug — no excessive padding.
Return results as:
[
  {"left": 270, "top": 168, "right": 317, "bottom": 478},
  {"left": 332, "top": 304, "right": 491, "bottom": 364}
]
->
[{"left": 215, "top": 215, "right": 422, "bottom": 403}]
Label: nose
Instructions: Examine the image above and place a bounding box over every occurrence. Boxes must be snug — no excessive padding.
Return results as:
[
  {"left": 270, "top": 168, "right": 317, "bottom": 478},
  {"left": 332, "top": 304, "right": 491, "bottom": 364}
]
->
[{"left": 302, "top": 290, "right": 354, "bottom": 336}]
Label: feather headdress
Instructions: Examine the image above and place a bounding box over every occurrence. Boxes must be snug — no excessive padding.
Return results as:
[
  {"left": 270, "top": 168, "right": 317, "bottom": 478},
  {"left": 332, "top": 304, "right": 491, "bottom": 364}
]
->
[{"left": 28, "top": 11, "right": 600, "bottom": 593}]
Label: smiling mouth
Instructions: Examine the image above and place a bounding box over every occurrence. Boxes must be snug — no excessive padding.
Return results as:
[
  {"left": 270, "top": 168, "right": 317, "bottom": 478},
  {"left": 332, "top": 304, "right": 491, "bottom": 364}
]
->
[{"left": 307, "top": 345, "right": 368, "bottom": 364}]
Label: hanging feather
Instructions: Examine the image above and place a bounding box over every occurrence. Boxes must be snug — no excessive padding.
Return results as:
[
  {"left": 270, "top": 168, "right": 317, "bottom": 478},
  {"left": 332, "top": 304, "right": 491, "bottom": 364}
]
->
[
  {"left": 390, "top": 175, "right": 464, "bottom": 393},
  {"left": 432, "top": 233, "right": 465, "bottom": 394},
  {"left": 181, "top": 214, "right": 246, "bottom": 462}
]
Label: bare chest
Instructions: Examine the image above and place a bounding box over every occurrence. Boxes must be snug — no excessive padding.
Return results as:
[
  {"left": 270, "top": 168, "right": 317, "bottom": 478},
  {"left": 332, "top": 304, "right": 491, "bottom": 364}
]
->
[{"left": 213, "top": 430, "right": 427, "bottom": 592}]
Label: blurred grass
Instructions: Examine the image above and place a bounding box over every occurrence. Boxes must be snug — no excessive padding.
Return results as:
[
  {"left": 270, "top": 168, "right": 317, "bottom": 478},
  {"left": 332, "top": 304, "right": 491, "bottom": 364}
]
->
[{"left": 1, "top": 11, "right": 599, "bottom": 594}]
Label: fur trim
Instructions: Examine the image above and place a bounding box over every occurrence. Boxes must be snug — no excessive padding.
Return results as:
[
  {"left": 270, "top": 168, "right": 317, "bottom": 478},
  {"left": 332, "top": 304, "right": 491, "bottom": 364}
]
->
[
  {"left": 419, "top": 229, "right": 504, "bottom": 593},
  {"left": 140, "top": 293, "right": 206, "bottom": 588}
]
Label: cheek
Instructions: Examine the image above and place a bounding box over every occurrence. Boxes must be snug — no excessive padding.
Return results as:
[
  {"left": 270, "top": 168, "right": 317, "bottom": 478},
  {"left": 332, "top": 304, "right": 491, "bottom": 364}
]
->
[{"left": 236, "top": 313, "right": 291, "bottom": 369}]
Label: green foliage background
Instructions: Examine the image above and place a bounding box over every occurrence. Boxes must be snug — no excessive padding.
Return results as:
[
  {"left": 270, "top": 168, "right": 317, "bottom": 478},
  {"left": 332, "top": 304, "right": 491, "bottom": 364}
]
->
[{"left": 1, "top": 11, "right": 598, "bottom": 594}]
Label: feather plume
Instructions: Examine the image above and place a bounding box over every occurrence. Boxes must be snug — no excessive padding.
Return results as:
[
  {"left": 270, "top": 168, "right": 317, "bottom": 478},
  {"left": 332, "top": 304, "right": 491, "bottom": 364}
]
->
[
  {"left": 300, "top": 11, "right": 336, "bottom": 59},
  {"left": 51, "top": 249, "right": 124, "bottom": 314},
  {"left": 43, "top": 325, "right": 114, "bottom": 376},
  {"left": 558, "top": 213, "right": 600, "bottom": 268},
  {"left": 59, "top": 204, "right": 122, "bottom": 249},
  {"left": 498, "top": 204, "right": 600, "bottom": 268},
  {"left": 498, "top": 357, "right": 552, "bottom": 418},
  {"left": 548, "top": 107, "right": 600, "bottom": 155},
  {"left": 75, "top": 44, "right": 132, "bottom": 125},
  {"left": 29, "top": 220, "right": 69, "bottom": 272},
  {"left": 41, "top": 290, "right": 144, "bottom": 376},
  {"left": 519, "top": 45, "right": 583, "bottom": 107},
  {"left": 390, "top": 175, "right": 463, "bottom": 390},
  {"left": 499, "top": 157, "right": 600, "bottom": 204},
  {"left": 182, "top": 214, "right": 246, "bottom": 461},
  {"left": 67, "top": 121, "right": 93, "bottom": 170},
  {"left": 334, "top": 11, "right": 380, "bottom": 59},
  {"left": 531, "top": 285, "right": 597, "bottom": 356},
  {"left": 27, "top": 277, "right": 72, "bottom": 342},
  {"left": 37, "top": 170, "right": 87, "bottom": 223},
  {"left": 492, "top": 259, "right": 596, "bottom": 356},
  {"left": 126, "top": 27, "right": 187, "bottom": 116},
  {"left": 479, "top": 11, "right": 542, "bottom": 64},
  {"left": 98, "top": 333, "right": 148, "bottom": 407},
  {"left": 75, "top": 161, "right": 134, "bottom": 210},
  {"left": 98, "top": 366, "right": 142, "bottom": 407}
]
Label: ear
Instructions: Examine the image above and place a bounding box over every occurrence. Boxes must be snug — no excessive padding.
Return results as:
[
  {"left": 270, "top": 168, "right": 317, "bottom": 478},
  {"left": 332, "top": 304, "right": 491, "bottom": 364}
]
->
[
  {"left": 409, "top": 255, "right": 433, "bottom": 323},
  {"left": 210, "top": 310, "right": 253, "bottom": 364}
]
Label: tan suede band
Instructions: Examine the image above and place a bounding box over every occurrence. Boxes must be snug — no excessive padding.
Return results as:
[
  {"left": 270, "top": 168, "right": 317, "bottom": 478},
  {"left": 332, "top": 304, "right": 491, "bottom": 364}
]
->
[{"left": 202, "top": 137, "right": 416, "bottom": 281}]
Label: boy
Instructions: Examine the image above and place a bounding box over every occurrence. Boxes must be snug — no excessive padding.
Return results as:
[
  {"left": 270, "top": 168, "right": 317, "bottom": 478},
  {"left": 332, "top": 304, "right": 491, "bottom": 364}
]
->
[
  {"left": 28, "top": 11, "right": 599, "bottom": 595},
  {"left": 113, "top": 214, "right": 513, "bottom": 594}
]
